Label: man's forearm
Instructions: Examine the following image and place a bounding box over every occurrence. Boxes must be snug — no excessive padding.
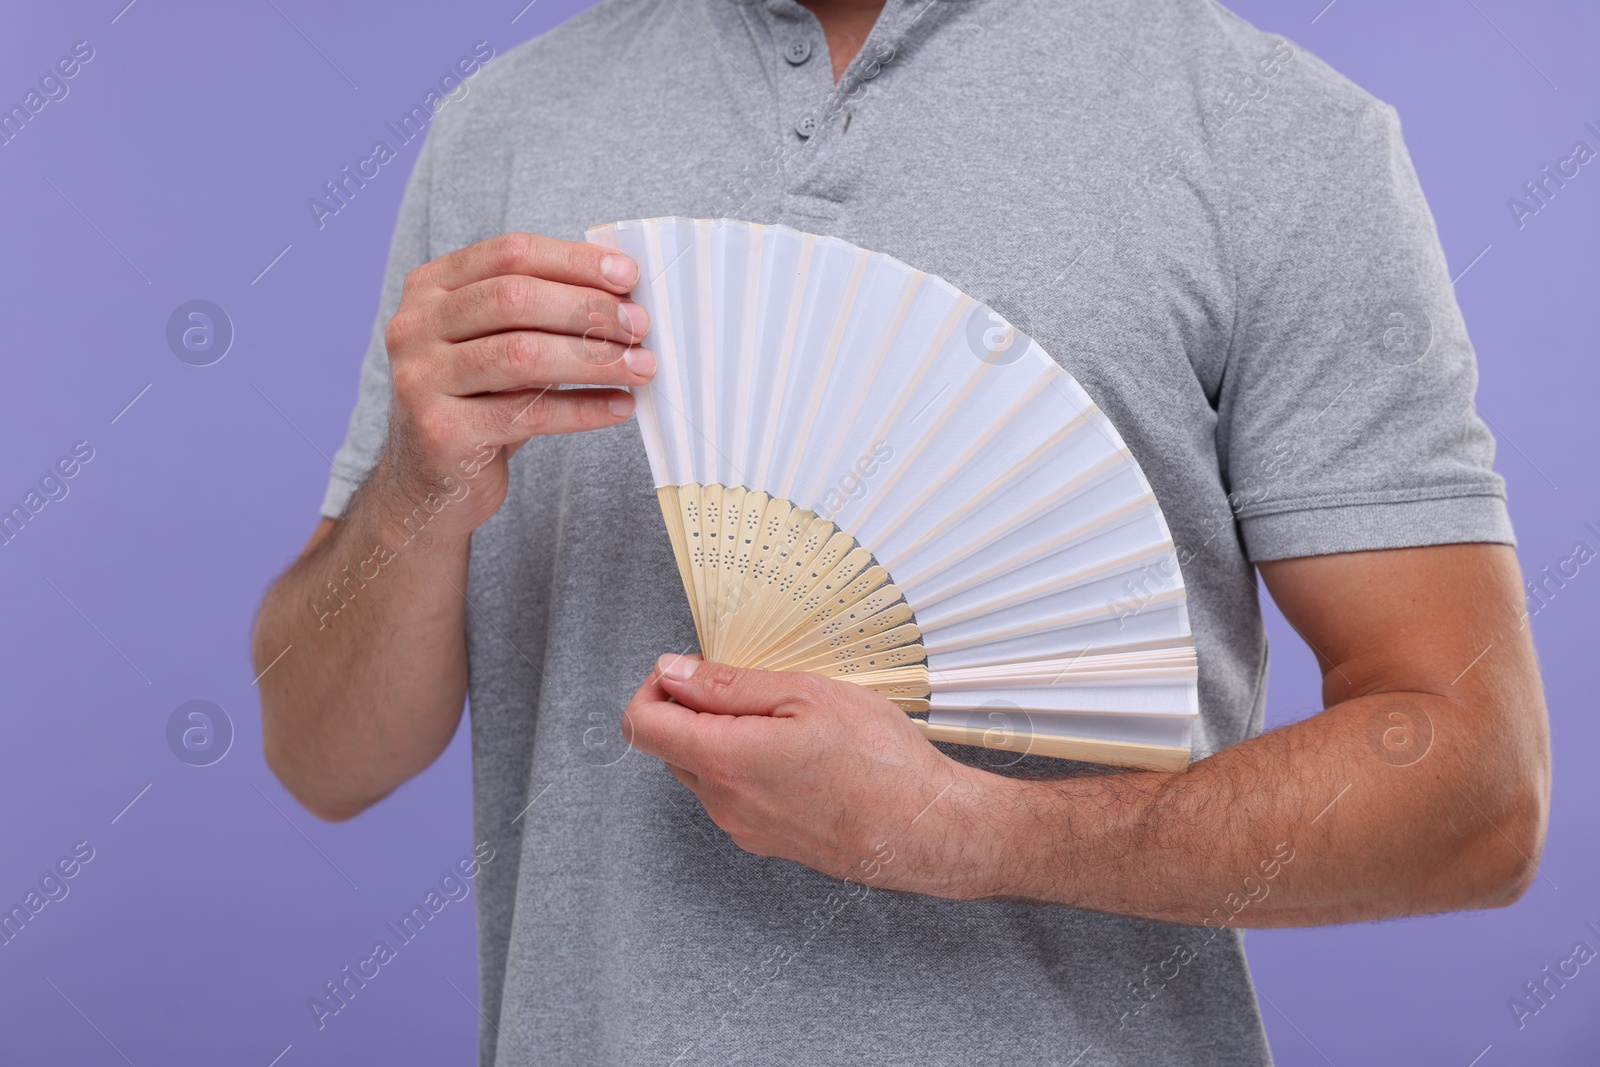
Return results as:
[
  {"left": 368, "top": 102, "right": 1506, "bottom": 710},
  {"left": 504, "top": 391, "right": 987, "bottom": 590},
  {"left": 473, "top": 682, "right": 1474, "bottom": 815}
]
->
[
  {"left": 252, "top": 459, "right": 474, "bottom": 820},
  {"left": 946, "top": 688, "right": 1546, "bottom": 926}
]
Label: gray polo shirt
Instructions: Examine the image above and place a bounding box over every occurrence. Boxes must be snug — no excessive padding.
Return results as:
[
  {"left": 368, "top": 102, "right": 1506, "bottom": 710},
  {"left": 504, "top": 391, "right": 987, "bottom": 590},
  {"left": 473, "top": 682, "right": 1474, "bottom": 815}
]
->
[{"left": 321, "top": 1, "right": 1513, "bottom": 1063}]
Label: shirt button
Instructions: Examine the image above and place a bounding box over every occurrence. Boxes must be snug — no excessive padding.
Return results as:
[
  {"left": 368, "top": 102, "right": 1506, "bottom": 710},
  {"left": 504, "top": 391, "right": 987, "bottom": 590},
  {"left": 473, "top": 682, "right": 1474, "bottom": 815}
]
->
[
  {"left": 795, "top": 111, "right": 818, "bottom": 138},
  {"left": 785, "top": 39, "right": 812, "bottom": 65}
]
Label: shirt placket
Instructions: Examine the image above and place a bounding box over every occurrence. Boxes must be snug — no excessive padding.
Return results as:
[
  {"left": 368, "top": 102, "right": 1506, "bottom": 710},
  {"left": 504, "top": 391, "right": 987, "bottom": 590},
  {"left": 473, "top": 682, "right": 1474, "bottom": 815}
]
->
[{"left": 756, "top": 0, "right": 916, "bottom": 227}]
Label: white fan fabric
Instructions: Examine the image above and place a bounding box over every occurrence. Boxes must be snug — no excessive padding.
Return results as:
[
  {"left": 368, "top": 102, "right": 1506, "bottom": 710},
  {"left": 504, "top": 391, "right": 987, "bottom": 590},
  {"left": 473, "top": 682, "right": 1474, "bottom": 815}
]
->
[{"left": 587, "top": 217, "right": 1197, "bottom": 771}]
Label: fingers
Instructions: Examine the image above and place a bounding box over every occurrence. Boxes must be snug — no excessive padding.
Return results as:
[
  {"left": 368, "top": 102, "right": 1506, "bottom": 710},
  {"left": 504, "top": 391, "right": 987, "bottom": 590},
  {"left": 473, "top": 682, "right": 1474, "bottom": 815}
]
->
[
  {"left": 448, "top": 387, "right": 637, "bottom": 445},
  {"left": 434, "top": 275, "right": 649, "bottom": 347},
  {"left": 446, "top": 330, "right": 655, "bottom": 395},
  {"left": 623, "top": 689, "right": 722, "bottom": 771},
  {"left": 654, "top": 655, "right": 814, "bottom": 717},
  {"left": 421, "top": 232, "right": 639, "bottom": 295}
]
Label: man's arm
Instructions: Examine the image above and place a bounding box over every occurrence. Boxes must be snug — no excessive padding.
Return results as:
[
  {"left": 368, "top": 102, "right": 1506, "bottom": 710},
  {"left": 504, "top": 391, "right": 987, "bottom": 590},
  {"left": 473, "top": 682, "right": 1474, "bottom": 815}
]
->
[
  {"left": 623, "top": 541, "right": 1550, "bottom": 923},
  {"left": 252, "top": 233, "right": 652, "bottom": 821}
]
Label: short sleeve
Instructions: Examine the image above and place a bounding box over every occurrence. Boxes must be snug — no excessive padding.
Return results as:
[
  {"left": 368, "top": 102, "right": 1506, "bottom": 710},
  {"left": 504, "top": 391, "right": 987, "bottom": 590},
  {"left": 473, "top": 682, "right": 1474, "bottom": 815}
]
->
[
  {"left": 319, "top": 130, "right": 437, "bottom": 520},
  {"left": 1218, "top": 100, "right": 1515, "bottom": 562}
]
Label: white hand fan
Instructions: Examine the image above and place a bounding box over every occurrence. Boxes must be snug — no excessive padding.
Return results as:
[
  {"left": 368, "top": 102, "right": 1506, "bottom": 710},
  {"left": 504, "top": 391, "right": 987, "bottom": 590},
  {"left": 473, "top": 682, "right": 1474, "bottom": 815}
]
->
[{"left": 586, "top": 217, "right": 1197, "bottom": 772}]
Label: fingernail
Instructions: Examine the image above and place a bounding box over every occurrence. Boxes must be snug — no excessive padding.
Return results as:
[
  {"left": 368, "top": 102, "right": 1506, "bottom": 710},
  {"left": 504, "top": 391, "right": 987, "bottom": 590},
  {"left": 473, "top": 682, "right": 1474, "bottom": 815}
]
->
[
  {"left": 617, "top": 302, "right": 647, "bottom": 337},
  {"left": 600, "top": 254, "right": 637, "bottom": 288},
  {"left": 623, "top": 347, "right": 656, "bottom": 376},
  {"left": 609, "top": 393, "right": 635, "bottom": 418},
  {"left": 658, "top": 654, "right": 698, "bottom": 682}
]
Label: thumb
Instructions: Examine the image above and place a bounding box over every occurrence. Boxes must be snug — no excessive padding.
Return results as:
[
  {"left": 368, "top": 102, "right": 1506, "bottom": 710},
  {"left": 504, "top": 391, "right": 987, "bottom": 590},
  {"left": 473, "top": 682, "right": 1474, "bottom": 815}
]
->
[{"left": 655, "top": 654, "right": 805, "bottom": 717}]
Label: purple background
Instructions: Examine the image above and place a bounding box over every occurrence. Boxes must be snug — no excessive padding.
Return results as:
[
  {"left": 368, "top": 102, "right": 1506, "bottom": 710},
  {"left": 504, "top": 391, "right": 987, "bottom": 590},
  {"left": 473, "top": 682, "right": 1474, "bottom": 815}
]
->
[{"left": 1, "top": 1, "right": 1594, "bottom": 1063}]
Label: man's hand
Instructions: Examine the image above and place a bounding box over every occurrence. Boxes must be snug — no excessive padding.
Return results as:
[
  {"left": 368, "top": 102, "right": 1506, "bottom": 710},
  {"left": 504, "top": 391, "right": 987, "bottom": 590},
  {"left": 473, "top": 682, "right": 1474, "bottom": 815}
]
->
[
  {"left": 624, "top": 543, "right": 1550, "bottom": 926},
  {"left": 255, "top": 232, "right": 654, "bottom": 821},
  {"left": 624, "top": 655, "right": 990, "bottom": 897},
  {"left": 372, "top": 231, "right": 655, "bottom": 541}
]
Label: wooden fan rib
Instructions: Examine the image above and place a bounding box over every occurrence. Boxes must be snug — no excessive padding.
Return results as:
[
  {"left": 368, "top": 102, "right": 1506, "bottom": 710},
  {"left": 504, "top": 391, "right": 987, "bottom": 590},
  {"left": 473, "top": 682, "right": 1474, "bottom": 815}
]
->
[
  {"left": 923, "top": 585, "right": 1188, "bottom": 657},
  {"left": 752, "top": 617, "right": 924, "bottom": 670},
  {"left": 892, "top": 450, "right": 1129, "bottom": 589},
  {"left": 879, "top": 404, "right": 1103, "bottom": 573},
  {"left": 866, "top": 371, "right": 1055, "bottom": 549},
  {"left": 774, "top": 247, "right": 873, "bottom": 501},
  {"left": 717, "top": 497, "right": 819, "bottom": 663},
  {"left": 917, "top": 540, "right": 1179, "bottom": 633},
  {"left": 912, "top": 721, "right": 1191, "bottom": 773},
  {"left": 775, "top": 600, "right": 914, "bottom": 665},
  {"left": 643, "top": 221, "right": 696, "bottom": 480},
  {"left": 850, "top": 356, "right": 999, "bottom": 542},
  {"left": 718, "top": 488, "right": 772, "bottom": 652},
  {"left": 798, "top": 269, "right": 927, "bottom": 512},
  {"left": 735, "top": 545, "right": 884, "bottom": 661},
  {"left": 903, "top": 495, "right": 1150, "bottom": 613},
  {"left": 736, "top": 526, "right": 859, "bottom": 664},
  {"left": 656, "top": 486, "right": 707, "bottom": 648},
  {"left": 751, "top": 233, "right": 817, "bottom": 490}
]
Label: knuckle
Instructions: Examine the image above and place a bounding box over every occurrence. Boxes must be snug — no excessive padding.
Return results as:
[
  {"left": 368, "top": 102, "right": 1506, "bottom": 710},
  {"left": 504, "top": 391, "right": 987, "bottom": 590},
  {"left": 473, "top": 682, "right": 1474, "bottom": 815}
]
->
[
  {"left": 494, "top": 275, "right": 532, "bottom": 316},
  {"left": 384, "top": 308, "right": 418, "bottom": 350},
  {"left": 578, "top": 295, "right": 619, "bottom": 334},
  {"left": 493, "top": 232, "right": 537, "bottom": 275},
  {"left": 412, "top": 406, "right": 456, "bottom": 455},
  {"left": 390, "top": 356, "right": 424, "bottom": 400},
  {"left": 579, "top": 335, "right": 617, "bottom": 367},
  {"left": 559, "top": 241, "right": 589, "bottom": 281},
  {"left": 503, "top": 330, "right": 541, "bottom": 370},
  {"left": 515, "top": 393, "right": 552, "bottom": 435},
  {"left": 401, "top": 264, "right": 430, "bottom": 297},
  {"left": 703, "top": 663, "right": 741, "bottom": 691}
]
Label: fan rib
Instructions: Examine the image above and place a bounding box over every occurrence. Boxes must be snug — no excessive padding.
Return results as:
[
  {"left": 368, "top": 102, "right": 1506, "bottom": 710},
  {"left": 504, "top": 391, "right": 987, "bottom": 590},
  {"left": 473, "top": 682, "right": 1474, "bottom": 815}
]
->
[
  {"left": 879, "top": 404, "right": 1102, "bottom": 571},
  {"left": 851, "top": 357, "right": 1003, "bottom": 540},
  {"left": 865, "top": 372, "right": 1055, "bottom": 549},
  {"left": 890, "top": 449, "right": 1129, "bottom": 587},
  {"left": 912, "top": 720, "right": 1190, "bottom": 773},
  {"left": 917, "top": 539, "right": 1177, "bottom": 632},
  {"left": 824, "top": 296, "right": 972, "bottom": 517},
  {"left": 598, "top": 217, "right": 1199, "bottom": 773},
  {"left": 729, "top": 224, "right": 764, "bottom": 487},
  {"left": 906, "top": 497, "right": 1152, "bottom": 612},
  {"left": 923, "top": 585, "right": 1188, "bottom": 656},
  {"left": 802, "top": 270, "right": 927, "bottom": 514},
  {"left": 643, "top": 223, "right": 695, "bottom": 482},
  {"left": 751, "top": 233, "right": 817, "bottom": 491},
  {"left": 776, "top": 247, "right": 873, "bottom": 501}
]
